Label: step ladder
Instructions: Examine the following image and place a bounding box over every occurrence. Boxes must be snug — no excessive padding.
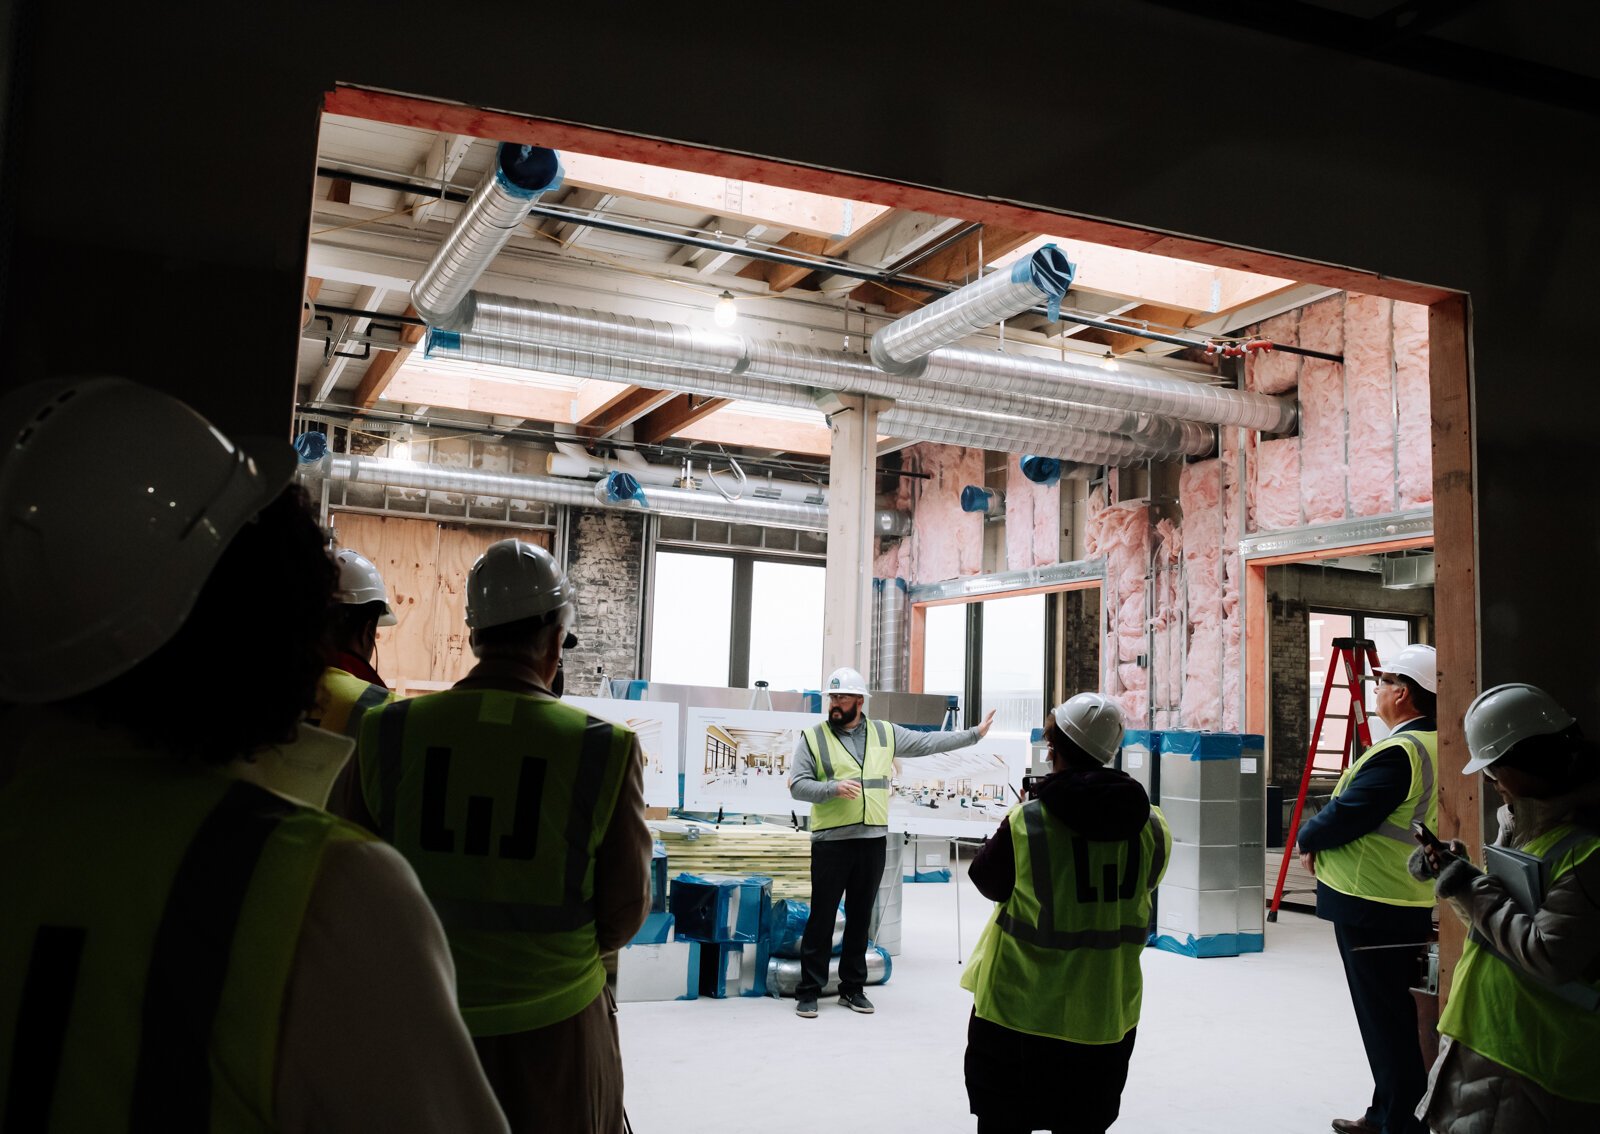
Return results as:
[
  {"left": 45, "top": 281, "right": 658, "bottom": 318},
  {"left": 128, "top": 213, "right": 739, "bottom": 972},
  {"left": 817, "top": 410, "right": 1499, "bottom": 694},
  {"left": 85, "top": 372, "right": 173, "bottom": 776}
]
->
[{"left": 1268, "top": 637, "right": 1382, "bottom": 921}]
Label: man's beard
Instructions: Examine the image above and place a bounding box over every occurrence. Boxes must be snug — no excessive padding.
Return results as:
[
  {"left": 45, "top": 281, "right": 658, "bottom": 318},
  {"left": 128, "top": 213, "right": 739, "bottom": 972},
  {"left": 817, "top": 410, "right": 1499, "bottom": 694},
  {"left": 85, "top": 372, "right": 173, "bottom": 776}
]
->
[{"left": 829, "top": 706, "right": 855, "bottom": 724}]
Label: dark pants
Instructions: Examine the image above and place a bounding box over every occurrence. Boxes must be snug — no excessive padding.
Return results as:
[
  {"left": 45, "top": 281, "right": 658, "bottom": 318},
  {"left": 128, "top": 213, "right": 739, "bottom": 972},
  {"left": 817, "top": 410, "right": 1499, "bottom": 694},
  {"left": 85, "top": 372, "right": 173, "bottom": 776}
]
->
[
  {"left": 965, "top": 1010, "right": 1136, "bottom": 1133},
  {"left": 1334, "top": 920, "right": 1428, "bottom": 1134},
  {"left": 798, "top": 835, "right": 886, "bottom": 999}
]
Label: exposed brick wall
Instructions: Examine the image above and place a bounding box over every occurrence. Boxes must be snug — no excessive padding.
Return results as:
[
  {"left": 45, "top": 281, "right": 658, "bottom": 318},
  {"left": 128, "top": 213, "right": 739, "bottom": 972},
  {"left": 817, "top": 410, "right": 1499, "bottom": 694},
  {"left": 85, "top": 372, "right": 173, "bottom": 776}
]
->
[{"left": 563, "top": 507, "right": 645, "bottom": 695}]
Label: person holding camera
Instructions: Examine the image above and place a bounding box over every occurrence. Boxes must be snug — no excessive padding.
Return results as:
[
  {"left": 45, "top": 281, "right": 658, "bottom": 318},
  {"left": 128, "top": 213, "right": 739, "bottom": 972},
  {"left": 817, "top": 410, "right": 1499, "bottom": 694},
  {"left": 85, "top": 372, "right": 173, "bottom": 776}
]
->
[
  {"left": 960, "top": 693, "right": 1170, "bottom": 1134},
  {"left": 1408, "top": 683, "right": 1600, "bottom": 1132},
  {"left": 1297, "top": 643, "right": 1439, "bottom": 1134}
]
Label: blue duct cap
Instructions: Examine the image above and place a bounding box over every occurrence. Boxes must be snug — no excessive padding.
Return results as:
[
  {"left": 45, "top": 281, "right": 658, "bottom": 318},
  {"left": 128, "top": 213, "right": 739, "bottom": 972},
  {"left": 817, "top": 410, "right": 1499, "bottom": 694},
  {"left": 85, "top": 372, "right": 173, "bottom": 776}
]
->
[
  {"left": 1019, "top": 455, "right": 1062, "bottom": 487},
  {"left": 494, "top": 143, "right": 565, "bottom": 198},
  {"left": 424, "top": 328, "right": 462, "bottom": 358},
  {"left": 291, "top": 430, "right": 328, "bottom": 464},
  {"left": 1008, "top": 244, "right": 1076, "bottom": 321},
  {"left": 960, "top": 485, "right": 995, "bottom": 513},
  {"left": 601, "top": 470, "right": 648, "bottom": 505}
]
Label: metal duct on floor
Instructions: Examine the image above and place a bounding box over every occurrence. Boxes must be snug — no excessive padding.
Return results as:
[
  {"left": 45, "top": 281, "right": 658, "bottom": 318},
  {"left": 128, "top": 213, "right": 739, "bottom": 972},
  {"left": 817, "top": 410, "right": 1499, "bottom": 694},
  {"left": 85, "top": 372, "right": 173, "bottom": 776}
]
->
[
  {"left": 767, "top": 948, "right": 892, "bottom": 997},
  {"left": 411, "top": 144, "right": 564, "bottom": 327},
  {"left": 870, "top": 244, "right": 1074, "bottom": 372},
  {"left": 312, "top": 454, "right": 911, "bottom": 536}
]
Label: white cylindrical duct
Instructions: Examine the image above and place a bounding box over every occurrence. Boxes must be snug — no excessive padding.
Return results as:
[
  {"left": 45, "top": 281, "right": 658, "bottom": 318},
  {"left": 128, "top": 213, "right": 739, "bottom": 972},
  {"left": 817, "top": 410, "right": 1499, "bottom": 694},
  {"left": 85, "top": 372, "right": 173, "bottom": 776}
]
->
[
  {"left": 871, "top": 578, "right": 910, "bottom": 694},
  {"left": 411, "top": 145, "right": 564, "bottom": 327},
  {"left": 870, "top": 244, "right": 1074, "bottom": 372},
  {"left": 315, "top": 454, "right": 911, "bottom": 536},
  {"left": 766, "top": 947, "right": 891, "bottom": 997},
  {"left": 545, "top": 444, "right": 827, "bottom": 504},
  {"left": 878, "top": 404, "right": 1207, "bottom": 466}
]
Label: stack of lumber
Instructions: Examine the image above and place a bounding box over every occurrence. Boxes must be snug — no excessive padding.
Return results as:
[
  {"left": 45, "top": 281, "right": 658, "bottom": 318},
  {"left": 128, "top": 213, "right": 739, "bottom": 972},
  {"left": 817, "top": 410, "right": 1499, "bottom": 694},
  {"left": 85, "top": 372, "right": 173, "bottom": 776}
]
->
[{"left": 651, "top": 820, "right": 813, "bottom": 900}]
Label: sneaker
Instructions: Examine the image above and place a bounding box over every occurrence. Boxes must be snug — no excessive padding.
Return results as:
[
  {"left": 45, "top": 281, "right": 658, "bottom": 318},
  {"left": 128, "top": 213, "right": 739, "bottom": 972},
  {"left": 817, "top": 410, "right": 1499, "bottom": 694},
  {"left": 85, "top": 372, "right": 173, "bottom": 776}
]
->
[
  {"left": 839, "top": 991, "right": 875, "bottom": 1013},
  {"left": 795, "top": 997, "right": 818, "bottom": 1018}
]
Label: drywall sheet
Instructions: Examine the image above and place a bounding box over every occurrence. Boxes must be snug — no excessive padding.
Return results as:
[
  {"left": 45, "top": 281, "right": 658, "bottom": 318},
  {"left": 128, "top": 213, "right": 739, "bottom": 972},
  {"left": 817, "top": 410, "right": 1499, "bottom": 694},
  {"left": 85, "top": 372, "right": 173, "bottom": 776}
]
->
[
  {"left": 904, "top": 443, "right": 985, "bottom": 583},
  {"left": 1345, "top": 294, "right": 1398, "bottom": 516},
  {"left": 566, "top": 697, "right": 681, "bottom": 808},
  {"left": 1247, "top": 311, "right": 1303, "bottom": 395},
  {"left": 1252, "top": 438, "right": 1302, "bottom": 530},
  {"left": 1086, "top": 499, "right": 1152, "bottom": 725},
  {"left": 1394, "top": 301, "right": 1433, "bottom": 507},
  {"left": 890, "top": 735, "right": 1030, "bottom": 837},
  {"left": 1298, "top": 296, "right": 1348, "bottom": 524},
  {"left": 683, "top": 707, "right": 817, "bottom": 815}
]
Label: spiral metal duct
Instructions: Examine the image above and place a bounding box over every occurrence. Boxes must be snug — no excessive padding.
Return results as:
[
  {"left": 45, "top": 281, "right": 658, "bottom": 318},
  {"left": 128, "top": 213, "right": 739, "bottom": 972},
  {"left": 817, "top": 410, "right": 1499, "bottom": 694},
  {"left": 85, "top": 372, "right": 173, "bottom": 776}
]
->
[
  {"left": 316, "top": 454, "right": 911, "bottom": 536},
  {"left": 870, "top": 244, "right": 1074, "bottom": 372}
]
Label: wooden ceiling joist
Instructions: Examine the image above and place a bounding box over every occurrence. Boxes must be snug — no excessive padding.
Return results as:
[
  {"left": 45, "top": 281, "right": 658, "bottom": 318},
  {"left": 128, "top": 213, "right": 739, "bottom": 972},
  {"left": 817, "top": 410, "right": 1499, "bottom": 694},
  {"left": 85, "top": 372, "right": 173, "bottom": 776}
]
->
[
  {"left": 849, "top": 224, "right": 1037, "bottom": 315},
  {"left": 633, "top": 394, "right": 732, "bottom": 445},
  {"left": 1070, "top": 304, "right": 1206, "bottom": 356},
  {"left": 577, "top": 384, "right": 678, "bottom": 440},
  {"left": 352, "top": 306, "right": 426, "bottom": 408},
  {"left": 744, "top": 206, "right": 906, "bottom": 294}
]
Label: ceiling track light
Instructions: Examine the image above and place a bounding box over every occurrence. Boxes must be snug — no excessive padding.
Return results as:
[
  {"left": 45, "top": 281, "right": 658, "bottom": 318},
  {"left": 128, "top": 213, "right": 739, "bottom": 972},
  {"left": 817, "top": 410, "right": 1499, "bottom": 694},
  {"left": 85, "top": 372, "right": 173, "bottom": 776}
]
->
[{"left": 713, "top": 290, "right": 738, "bottom": 328}]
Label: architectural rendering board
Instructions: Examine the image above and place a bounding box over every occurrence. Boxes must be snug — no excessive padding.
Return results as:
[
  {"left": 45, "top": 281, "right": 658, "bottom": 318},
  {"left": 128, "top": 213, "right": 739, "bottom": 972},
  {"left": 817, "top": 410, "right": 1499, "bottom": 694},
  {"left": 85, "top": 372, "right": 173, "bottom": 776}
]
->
[
  {"left": 566, "top": 697, "right": 681, "bottom": 808},
  {"left": 889, "top": 734, "right": 1029, "bottom": 837},
  {"left": 683, "top": 707, "right": 818, "bottom": 815}
]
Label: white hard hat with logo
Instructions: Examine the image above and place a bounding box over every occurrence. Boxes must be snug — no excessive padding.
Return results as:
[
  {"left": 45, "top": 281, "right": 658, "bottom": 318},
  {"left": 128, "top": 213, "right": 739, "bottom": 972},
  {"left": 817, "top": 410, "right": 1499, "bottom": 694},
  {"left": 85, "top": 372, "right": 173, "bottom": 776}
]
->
[
  {"left": 1463, "top": 683, "right": 1577, "bottom": 775},
  {"left": 1377, "top": 644, "right": 1437, "bottom": 693},
  {"left": 0, "top": 377, "right": 294, "bottom": 703},
  {"left": 465, "top": 538, "right": 578, "bottom": 647},
  {"left": 333, "top": 548, "right": 398, "bottom": 626},
  {"left": 1053, "top": 692, "right": 1125, "bottom": 764},
  {"left": 825, "top": 666, "right": 869, "bottom": 696}
]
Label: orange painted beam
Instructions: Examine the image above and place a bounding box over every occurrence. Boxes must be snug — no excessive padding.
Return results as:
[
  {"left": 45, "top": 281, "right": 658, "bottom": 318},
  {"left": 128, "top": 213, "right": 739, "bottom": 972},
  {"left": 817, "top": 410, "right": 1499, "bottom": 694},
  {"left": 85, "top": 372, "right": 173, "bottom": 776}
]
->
[{"left": 324, "top": 86, "right": 1456, "bottom": 307}]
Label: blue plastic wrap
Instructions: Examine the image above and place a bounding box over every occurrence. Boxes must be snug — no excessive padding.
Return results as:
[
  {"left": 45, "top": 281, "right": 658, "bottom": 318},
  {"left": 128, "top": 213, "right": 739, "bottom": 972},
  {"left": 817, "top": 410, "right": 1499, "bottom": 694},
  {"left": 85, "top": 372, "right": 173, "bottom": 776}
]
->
[
  {"left": 670, "top": 873, "right": 772, "bottom": 943},
  {"left": 765, "top": 898, "right": 844, "bottom": 958}
]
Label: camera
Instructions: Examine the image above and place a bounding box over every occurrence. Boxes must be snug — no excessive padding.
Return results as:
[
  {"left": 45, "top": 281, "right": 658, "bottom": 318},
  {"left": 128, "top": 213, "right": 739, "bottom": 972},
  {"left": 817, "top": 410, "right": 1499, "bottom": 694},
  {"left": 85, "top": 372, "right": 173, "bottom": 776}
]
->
[{"left": 1020, "top": 774, "right": 1044, "bottom": 800}]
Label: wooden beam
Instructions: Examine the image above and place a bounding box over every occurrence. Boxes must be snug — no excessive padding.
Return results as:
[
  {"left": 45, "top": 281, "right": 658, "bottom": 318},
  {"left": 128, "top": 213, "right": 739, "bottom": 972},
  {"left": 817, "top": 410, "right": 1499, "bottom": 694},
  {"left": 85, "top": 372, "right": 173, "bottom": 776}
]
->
[
  {"left": 381, "top": 366, "right": 583, "bottom": 421},
  {"left": 558, "top": 150, "right": 891, "bottom": 240},
  {"left": 633, "top": 394, "right": 732, "bottom": 445},
  {"left": 303, "top": 277, "right": 323, "bottom": 327},
  {"left": 352, "top": 306, "right": 425, "bottom": 408},
  {"left": 670, "top": 408, "right": 831, "bottom": 456},
  {"left": 325, "top": 87, "right": 1455, "bottom": 306},
  {"left": 848, "top": 224, "right": 1036, "bottom": 315},
  {"left": 409, "top": 133, "right": 473, "bottom": 226},
  {"left": 576, "top": 384, "right": 677, "bottom": 439},
  {"left": 1069, "top": 304, "right": 1205, "bottom": 354},
  {"left": 759, "top": 208, "right": 905, "bottom": 294},
  {"left": 1430, "top": 294, "right": 1478, "bottom": 1007}
]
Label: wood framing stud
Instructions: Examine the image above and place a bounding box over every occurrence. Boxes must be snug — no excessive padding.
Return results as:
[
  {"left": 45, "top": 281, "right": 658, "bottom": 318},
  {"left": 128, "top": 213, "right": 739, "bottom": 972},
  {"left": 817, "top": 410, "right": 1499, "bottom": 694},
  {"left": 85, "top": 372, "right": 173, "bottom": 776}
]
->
[
  {"left": 577, "top": 385, "right": 678, "bottom": 440},
  {"left": 850, "top": 224, "right": 1037, "bottom": 314},
  {"left": 352, "top": 305, "right": 425, "bottom": 409},
  {"left": 633, "top": 394, "right": 732, "bottom": 444}
]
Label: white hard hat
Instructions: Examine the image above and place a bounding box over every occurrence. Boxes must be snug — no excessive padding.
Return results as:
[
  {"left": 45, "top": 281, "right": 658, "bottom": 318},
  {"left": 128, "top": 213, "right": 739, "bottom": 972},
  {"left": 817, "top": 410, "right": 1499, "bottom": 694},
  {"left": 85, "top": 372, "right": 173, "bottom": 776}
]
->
[
  {"left": 1052, "top": 692, "right": 1125, "bottom": 764},
  {"left": 465, "top": 538, "right": 577, "bottom": 646},
  {"left": 824, "top": 666, "right": 869, "bottom": 696},
  {"left": 1377, "top": 644, "right": 1437, "bottom": 694},
  {"left": 333, "top": 548, "right": 398, "bottom": 626},
  {"left": 1463, "top": 683, "right": 1577, "bottom": 775},
  {"left": 0, "top": 377, "right": 294, "bottom": 703}
]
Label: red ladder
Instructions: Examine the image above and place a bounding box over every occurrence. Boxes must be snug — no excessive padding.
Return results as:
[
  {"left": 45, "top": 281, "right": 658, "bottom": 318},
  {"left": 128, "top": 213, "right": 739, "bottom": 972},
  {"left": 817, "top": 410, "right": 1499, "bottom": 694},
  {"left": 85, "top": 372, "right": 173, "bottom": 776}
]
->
[{"left": 1267, "top": 636, "right": 1382, "bottom": 921}]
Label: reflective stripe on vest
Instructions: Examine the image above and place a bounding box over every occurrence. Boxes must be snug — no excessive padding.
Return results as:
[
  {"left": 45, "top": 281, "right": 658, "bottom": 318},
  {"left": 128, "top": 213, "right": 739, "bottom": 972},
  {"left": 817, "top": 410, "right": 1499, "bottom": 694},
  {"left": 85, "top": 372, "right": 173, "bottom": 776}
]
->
[
  {"left": 1315, "top": 729, "right": 1439, "bottom": 907},
  {"left": 1439, "top": 824, "right": 1600, "bottom": 1102},
  {"left": 961, "top": 801, "right": 1171, "bottom": 1045},
  {"left": 803, "top": 718, "right": 895, "bottom": 832},
  {"left": 0, "top": 769, "right": 355, "bottom": 1131},
  {"left": 359, "top": 690, "right": 634, "bottom": 1035}
]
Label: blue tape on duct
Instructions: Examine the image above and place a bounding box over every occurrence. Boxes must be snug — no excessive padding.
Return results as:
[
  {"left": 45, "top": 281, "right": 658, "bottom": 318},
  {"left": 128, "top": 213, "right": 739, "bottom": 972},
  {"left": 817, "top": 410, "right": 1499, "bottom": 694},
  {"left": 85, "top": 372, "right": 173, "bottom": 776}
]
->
[
  {"left": 1123, "top": 729, "right": 1162, "bottom": 749},
  {"left": 1019, "top": 454, "right": 1062, "bottom": 487},
  {"left": 1007, "top": 244, "right": 1075, "bottom": 321},
  {"left": 766, "top": 898, "right": 846, "bottom": 958},
  {"left": 625, "top": 680, "right": 649, "bottom": 700},
  {"left": 896, "top": 723, "right": 942, "bottom": 733},
  {"left": 425, "top": 328, "right": 462, "bottom": 357},
  {"left": 680, "top": 941, "right": 701, "bottom": 999},
  {"left": 1242, "top": 734, "right": 1265, "bottom": 751},
  {"left": 630, "top": 911, "right": 674, "bottom": 945},
  {"left": 1150, "top": 932, "right": 1245, "bottom": 958},
  {"left": 602, "top": 471, "right": 648, "bottom": 506},
  {"left": 650, "top": 843, "right": 668, "bottom": 912},
  {"left": 494, "top": 142, "right": 564, "bottom": 197},
  {"left": 1237, "top": 933, "right": 1264, "bottom": 954},
  {"left": 291, "top": 431, "right": 328, "bottom": 464},
  {"left": 803, "top": 690, "right": 822, "bottom": 713},
  {"left": 1160, "top": 731, "right": 1245, "bottom": 761},
  {"left": 905, "top": 867, "right": 952, "bottom": 883},
  {"left": 671, "top": 873, "right": 772, "bottom": 943},
  {"left": 1030, "top": 727, "right": 1044, "bottom": 743},
  {"left": 960, "top": 485, "right": 994, "bottom": 513},
  {"left": 875, "top": 944, "right": 893, "bottom": 984}
]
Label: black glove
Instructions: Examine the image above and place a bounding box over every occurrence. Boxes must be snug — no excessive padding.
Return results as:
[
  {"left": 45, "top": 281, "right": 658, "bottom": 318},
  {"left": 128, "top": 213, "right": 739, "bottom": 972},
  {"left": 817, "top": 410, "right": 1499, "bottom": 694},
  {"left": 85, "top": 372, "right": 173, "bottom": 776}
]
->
[{"left": 1436, "top": 857, "right": 1482, "bottom": 900}]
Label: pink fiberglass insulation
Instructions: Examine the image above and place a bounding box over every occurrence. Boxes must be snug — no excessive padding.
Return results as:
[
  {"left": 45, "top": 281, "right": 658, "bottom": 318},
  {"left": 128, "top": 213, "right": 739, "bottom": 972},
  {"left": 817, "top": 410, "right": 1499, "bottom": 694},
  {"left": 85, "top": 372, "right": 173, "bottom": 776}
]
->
[
  {"left": 1299, "top": 358, "right": 1348, "bottom": 524},
  {"left": 1182, "top": 620, "right": 1224, "bottom": 730},
  {"left": 904, "top": 443, "right": 985, "bottom": 583},
  {"left": 1247, "top": 310, "right": 1303, "bottom": 395},
  {"left": 1394, "top": 301, "right": 1433, "bottom": 507},
  {"left": 874, "top": 538, "right": 905, "bottom": 580},
  {"left": 1087, "top": 500, "right": 1151, "bottom": 725},
  {"left": 1221, "top": 552, "right": 1243, "bottom": 730},
  {"left": 1221, "top": 427, "right": 1253, "bottom": 551},
  {"left": 1345, "top": 294, "right": 1398, "bottom": 517},
  {"left": 1032, "top": 482, "right": 1061, "bottom": 567},
  {"left": 1253, "top": 438, "right": 1303, "bottom": 530},
  {"left": 1151, "top": 520, "right": 1184, "bottom": 727},
  {"left": 1179, "top": 461, "right": 1222, "bottom": 556},
  {"left": 1004, "top": 460, "right": 1061, "bottom": 570}
]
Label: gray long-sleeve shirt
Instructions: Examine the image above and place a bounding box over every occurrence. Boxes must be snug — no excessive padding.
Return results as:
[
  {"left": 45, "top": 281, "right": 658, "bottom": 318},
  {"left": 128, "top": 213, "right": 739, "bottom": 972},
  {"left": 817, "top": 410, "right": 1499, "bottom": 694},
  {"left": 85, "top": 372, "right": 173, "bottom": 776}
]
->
[{"left": 788, "top": 717, "right": 980, "bottom": 841}]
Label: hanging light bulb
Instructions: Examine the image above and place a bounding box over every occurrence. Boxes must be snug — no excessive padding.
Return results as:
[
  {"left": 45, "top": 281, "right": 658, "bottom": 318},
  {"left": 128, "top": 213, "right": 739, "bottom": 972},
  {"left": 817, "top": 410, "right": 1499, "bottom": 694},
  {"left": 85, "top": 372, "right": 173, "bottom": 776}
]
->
[
  {"left": 713, "top": 290, "right": 738, "bottom": 328},
  {"left": 1099, "top": 351, "right": 1120, "bottom": 372}
]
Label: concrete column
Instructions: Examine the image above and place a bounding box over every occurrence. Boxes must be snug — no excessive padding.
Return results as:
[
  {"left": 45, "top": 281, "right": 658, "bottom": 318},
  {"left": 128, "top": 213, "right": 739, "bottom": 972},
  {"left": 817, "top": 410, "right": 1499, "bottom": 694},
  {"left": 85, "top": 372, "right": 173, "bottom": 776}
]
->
[{"left": 821, "top": 395, "right": 886, "bottom": 682}]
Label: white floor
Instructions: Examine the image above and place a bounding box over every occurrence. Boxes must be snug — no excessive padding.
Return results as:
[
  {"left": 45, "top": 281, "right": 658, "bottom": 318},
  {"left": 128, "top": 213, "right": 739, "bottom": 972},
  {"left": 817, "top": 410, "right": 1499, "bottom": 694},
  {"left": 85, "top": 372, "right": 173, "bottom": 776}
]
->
[{"left": 619, "top": 862, "right": 1374, "bottom": 1134}]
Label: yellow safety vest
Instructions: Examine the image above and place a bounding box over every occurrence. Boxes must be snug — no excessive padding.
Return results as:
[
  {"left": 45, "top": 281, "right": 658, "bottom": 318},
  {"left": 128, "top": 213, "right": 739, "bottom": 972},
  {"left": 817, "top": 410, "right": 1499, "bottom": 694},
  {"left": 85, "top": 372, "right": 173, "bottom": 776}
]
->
[
  {"left": 803, "top": 719, "right": 896, "bottom": 832},
  {"left": 0, "top": 752, "right": 364, "bottom": 1131},
  {"left": 1438, "top": 823, "right": 1600, "bottom": 1103},
  {"left": 1316, "top": 728, "right": 1438, "bottom": 907},
  {"left": 308, "top": 667, "right": 391, "bottom": 739},
  {"left": 961, "top": 800, "right": 1171, "bottom": 1044},
  {"left": 359, "top": 690, "right": 634, "bottom": 1036}
]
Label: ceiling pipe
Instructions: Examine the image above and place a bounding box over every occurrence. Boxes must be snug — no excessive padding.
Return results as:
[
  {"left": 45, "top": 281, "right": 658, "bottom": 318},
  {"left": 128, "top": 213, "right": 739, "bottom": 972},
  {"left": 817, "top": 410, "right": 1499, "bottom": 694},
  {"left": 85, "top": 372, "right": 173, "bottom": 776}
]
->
[
  {"left": 546, "top": 443, "right": 827, "bottom": 504},
  {"left": 309, "top": 454, "right": 911, "bottom": 537},
  {"left": 410, "top": 144, "right": 564, "bottom": 327},
  {"left": 426, "top": 332, "right": 1205, "bottom": 465},
  {"left": 869, "top": 244, "right": 1074, "bottom": 373}
]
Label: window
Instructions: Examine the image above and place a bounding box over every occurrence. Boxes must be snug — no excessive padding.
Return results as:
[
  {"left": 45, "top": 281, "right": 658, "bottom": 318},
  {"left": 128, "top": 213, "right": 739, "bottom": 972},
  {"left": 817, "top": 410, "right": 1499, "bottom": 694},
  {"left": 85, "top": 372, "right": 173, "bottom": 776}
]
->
[
  {"left": 921, "top": 604, "right": 968, "bottom": 702},
  {"left": 1308, "top": 609, "right": 1419, "bottom": 768},
  {"left": 647, "top": 550, "right": 825, "bottom": 690},
  {"left": 980, "top": 593, "right": 1046, "bottom": 739}
]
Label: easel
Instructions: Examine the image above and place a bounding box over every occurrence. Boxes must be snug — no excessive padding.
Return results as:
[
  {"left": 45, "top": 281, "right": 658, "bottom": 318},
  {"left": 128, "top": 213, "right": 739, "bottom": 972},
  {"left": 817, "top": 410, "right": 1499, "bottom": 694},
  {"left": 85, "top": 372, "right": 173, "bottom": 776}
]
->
[{"left": 1267, "top": 636, "right": 1382, "bottom": 921}]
